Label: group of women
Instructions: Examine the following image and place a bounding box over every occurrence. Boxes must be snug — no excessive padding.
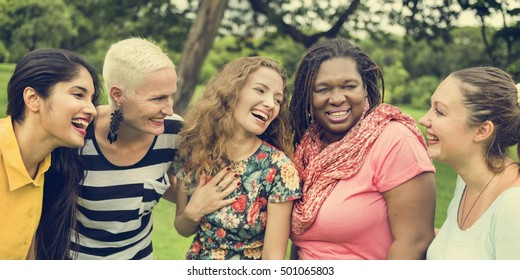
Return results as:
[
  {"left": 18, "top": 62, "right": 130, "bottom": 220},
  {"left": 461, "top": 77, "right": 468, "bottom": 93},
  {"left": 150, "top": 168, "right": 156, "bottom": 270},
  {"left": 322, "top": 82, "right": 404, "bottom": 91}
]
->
[{"left": 1, "top": 36, "right": 519, "bottom": 260}]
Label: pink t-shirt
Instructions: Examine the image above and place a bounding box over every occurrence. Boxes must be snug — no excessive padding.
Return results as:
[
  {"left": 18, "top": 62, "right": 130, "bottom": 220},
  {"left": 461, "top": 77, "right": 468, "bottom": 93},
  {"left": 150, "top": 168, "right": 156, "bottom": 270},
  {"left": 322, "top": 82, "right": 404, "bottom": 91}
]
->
[{"left": 291, "top": 122, "right": 435, "bottom": 260}]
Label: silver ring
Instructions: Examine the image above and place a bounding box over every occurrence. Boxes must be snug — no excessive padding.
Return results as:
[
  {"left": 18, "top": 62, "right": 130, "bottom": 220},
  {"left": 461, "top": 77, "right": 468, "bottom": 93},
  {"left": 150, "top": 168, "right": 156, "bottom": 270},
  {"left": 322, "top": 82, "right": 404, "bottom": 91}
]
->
[{"left": 216, "top": 185, "right": 222, "bottom": 192}]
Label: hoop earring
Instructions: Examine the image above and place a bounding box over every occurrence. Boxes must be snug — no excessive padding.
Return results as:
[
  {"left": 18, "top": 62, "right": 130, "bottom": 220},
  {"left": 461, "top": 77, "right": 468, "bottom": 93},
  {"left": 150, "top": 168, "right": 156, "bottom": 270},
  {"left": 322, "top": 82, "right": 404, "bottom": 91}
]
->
[{"left": 107, "top": 108, "right": 123, "bottom": 144}]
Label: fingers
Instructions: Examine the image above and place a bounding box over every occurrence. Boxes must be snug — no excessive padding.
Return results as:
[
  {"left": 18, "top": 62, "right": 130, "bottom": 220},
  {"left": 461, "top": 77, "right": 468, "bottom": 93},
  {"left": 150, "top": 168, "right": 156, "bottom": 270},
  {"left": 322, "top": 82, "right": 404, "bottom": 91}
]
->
[
  {"left": 221, "top": 196, "right": 240, "bottom": 208},
  {"left": 215, "top": 172, "right": 240, "bottom": 193},
  {"left": 216, "top": 181, "right": 242, "bottom": 209},
  {"left": 195, "top": 171, "right": 208, "bottom": 189},
  {"left": 207, "top": 166, "right": 232, "bottom": 187},
  {"left": 197, "top": 166, "right": 242, "bottom": 196},
  {"left": 219, "top": 178, "right": 241, "bottom": 195}
]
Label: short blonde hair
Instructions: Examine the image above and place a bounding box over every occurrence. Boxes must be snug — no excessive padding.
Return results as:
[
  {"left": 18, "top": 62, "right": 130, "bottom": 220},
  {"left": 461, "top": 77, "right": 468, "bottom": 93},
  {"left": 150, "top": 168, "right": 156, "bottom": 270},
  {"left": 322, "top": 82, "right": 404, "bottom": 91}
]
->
[{"left": 103, "top": 37, "right": 175, "bottom": 104}]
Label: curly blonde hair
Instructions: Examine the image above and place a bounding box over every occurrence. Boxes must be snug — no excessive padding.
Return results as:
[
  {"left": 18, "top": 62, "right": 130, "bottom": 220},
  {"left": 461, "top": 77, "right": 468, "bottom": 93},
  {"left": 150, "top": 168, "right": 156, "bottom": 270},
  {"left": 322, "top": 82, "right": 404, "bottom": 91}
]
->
[{"left": 178, "top": 56, "right": 293, "bottom": 187}]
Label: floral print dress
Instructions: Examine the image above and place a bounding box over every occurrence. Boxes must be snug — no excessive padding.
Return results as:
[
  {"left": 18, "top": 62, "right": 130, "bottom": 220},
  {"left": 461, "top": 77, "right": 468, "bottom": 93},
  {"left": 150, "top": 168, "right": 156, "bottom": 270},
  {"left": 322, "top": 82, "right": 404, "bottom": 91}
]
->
[{"left": 184, "top": 142, "right": 301, "bottom": 260}]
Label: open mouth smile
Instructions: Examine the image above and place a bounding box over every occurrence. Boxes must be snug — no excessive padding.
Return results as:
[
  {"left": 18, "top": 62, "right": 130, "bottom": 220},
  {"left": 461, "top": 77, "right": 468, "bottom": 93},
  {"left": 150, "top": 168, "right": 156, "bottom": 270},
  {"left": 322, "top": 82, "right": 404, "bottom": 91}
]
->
[
  {"left": 71, "top": 118, "right": 90, "bottom": 130},
  {"left": 426, "top": 134, "right": 439, "bottom": 141},
  {"left": 251, "top": 110, "right": 269, "bottom": 122}
]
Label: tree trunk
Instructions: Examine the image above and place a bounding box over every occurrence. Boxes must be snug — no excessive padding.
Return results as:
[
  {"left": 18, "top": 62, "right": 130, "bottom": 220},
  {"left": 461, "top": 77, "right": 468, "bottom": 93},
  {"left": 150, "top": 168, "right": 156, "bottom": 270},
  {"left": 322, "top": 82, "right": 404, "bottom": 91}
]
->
[{"left": 174, "top": 0, "right": 229, "bottom": 116}]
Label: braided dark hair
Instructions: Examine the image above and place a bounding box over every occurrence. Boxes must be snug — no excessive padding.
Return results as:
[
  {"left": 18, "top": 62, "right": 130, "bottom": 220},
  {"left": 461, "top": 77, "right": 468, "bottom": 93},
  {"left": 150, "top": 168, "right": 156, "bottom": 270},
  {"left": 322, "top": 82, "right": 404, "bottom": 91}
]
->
[{"left": 289, "top": 38, "right": 385, "bottom": 146}]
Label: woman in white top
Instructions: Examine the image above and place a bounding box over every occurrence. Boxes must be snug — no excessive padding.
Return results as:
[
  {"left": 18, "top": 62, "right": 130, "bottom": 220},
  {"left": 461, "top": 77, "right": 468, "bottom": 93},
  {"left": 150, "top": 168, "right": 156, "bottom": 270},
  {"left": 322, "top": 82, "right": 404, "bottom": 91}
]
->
[{"left": 420, "top": 67, "right": 520, "bottom": 259}]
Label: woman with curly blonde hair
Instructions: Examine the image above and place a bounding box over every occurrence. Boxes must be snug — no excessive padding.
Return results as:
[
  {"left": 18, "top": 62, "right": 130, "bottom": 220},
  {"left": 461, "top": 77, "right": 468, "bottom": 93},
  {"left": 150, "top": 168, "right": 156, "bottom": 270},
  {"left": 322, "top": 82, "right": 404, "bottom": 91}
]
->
[{"left": 174, "top": 56, "right": 301, "bottom": 260}]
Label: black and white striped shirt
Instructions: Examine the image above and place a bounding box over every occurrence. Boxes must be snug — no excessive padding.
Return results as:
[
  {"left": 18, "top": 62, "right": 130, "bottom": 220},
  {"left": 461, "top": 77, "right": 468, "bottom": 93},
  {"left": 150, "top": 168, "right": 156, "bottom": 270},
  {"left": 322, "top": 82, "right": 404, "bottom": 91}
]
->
[{"left": 71, "top": 115, "right": 183, "bottom": 259}]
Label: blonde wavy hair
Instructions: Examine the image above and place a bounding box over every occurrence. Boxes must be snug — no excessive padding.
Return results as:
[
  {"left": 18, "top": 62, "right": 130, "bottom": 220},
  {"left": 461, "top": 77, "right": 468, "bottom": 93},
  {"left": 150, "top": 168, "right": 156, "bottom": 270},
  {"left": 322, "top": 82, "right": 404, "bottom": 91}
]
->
[{"left": 178, "top": 56, "right": 293, "bottom": 188}]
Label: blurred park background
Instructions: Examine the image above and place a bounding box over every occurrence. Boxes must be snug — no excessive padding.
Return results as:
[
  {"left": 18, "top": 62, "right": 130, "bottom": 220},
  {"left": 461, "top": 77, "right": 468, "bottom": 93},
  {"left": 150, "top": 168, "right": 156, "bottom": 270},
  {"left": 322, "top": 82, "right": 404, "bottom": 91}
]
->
[{"left": 0, "top": 0, "right": 519, "bottom": 259}]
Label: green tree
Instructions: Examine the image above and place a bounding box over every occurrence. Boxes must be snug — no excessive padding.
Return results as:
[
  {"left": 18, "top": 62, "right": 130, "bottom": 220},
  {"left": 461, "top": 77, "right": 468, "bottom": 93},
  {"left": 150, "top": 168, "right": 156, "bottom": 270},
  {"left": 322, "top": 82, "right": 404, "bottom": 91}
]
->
[
  {"left": 408, "top": 75, "right": 441, "bottom": 109},
  {"left": 176, "top": 0, "right": 518, "bottom": 114},
  {"left": 1, "top": 0, "right": 516, "bottom": 113},
  {"left": 403, "top": 26, "right": 506, "bottom": 80},
  {"left": 458, "top": 0, "right": 520, "bottom": 68},
  {"left": 358, "top": 33, "right": 411, "bottom": 105},
  {"left": 0, "top": 0, "right": 77, "bottom": 61}
]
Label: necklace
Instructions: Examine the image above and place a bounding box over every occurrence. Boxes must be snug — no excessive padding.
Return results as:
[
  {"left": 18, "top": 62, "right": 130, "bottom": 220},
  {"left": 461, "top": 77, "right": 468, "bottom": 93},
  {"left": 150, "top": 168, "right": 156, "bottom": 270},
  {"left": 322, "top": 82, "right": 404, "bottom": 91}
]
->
[{"left": 459, "top": 173, "right": 497, "bottom": 228}]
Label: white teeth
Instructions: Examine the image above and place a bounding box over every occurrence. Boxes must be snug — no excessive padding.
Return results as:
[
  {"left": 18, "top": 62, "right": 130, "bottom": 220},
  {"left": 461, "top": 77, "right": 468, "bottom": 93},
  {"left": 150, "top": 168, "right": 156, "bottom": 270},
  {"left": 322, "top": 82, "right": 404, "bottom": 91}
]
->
[
  {"left": 251, "top": 110, "right": 268, "bottom": 121},
  {"left": 71, "top": 119, "right": 88, "bottom": 129},
  {"left": 427, "top": 135, "right": 439, "bottom": 141},
  {"left": 150, "top": 118, "right": 163, "bottom": 122}
]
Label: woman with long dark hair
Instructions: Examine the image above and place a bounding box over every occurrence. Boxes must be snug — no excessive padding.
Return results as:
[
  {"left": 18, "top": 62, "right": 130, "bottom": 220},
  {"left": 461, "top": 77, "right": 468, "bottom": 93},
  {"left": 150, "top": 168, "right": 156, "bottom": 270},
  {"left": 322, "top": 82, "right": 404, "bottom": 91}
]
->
[{"left": 0, "top": 48, "right": 100, "bottom": 259}]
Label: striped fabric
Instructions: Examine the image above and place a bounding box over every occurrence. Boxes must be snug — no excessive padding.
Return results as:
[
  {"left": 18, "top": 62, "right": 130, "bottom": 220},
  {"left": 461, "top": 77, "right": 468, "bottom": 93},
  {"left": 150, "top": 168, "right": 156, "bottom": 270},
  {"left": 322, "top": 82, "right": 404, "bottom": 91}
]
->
[{"left": 71, "top": 115, "right": 183, "bottom": 259}]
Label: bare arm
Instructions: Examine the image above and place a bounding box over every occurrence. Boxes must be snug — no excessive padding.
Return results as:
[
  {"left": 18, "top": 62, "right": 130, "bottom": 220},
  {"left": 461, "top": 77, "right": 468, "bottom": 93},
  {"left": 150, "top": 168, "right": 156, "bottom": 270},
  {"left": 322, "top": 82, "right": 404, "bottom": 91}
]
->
[
  {"left": 174, "top": 168, "right": 241, "bottom": 237},
  {"left": 161, "top": 173, "right": 177, "bottom": 203},
  {"left": 262, "top": 201, "right": 294, "bottom": 260},
  {"left": 383, "top": 172, "right": 436, "bottom": 260}
]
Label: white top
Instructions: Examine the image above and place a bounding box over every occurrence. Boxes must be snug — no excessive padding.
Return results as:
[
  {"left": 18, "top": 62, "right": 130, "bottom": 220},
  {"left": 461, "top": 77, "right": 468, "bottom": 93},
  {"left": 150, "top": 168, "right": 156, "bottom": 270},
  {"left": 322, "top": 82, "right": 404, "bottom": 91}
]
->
[{"left": 427, "top": 176, "right": 520, "bottom": 259}]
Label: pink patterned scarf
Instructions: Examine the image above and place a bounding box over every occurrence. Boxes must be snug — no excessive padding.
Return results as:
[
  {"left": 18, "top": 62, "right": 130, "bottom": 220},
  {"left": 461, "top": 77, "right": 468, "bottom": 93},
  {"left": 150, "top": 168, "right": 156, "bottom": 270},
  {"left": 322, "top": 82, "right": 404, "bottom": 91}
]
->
[{"left": 291, "top": 103, "right": 427, "bottom": 235}]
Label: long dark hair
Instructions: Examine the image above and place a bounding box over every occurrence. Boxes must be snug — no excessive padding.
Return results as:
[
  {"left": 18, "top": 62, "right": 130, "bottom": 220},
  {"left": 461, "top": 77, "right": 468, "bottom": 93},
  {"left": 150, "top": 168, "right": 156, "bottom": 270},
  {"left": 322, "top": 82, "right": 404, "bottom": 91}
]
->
[
  {"left": 289, "top": 38, "right": 385, "bottom": 146},
  {"left": 7, "top": 48, "right": 101, "bottom": 259}
]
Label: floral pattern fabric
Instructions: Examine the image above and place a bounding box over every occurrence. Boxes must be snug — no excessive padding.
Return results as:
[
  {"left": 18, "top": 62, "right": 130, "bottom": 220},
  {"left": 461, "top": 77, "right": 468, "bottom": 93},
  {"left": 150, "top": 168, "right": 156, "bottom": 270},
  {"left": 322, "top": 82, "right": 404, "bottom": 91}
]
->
[{"left": 184, "top": 142, "right": 301, "bottom": 260}]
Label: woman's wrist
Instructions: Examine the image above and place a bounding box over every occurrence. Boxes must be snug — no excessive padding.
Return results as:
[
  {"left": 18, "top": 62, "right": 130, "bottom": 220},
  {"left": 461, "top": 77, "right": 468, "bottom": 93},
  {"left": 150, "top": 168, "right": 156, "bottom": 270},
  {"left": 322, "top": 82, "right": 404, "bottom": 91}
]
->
[{"left": 183, "top": 206, "right": 203, "bottom": 223}]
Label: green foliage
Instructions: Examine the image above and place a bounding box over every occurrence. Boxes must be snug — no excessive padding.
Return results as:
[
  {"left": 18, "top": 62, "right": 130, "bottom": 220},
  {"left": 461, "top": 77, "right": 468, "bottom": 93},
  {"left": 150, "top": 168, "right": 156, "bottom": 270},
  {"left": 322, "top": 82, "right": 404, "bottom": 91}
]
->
[
  {"left": 202, "top": 37, "right": 246, "bottom": 83},
  {"left": 202, "top": 34, "right": 305, "bottom": 90},
  {"left": 1, "top": 0, "right": 518, "bottom": 110},
  {"left": 357, "top": 33, "right": 412, "bottom": 104},
  {"left": 0, "top": 41, "right": 8, "bottom": 62},
  {"left": 403, "top": 25, "right": 520, "bottom": 79},
  {"left": 384, "top": 64, "right": 411, "bottom": 104},
  {"left": 0, "top": 0, "right": 194, "bottom": 63},
  {"left": 255, "top": 34, "right": 306, "bottom": 82},
  {"left": 0, "top": 0, "right": 78, "bottom": 62},
  {"left": 0, "top": 63, "right": 14, "bottom": 118},
  {"left": 408, "top": 75, "right": 441, "bottom": 109}
]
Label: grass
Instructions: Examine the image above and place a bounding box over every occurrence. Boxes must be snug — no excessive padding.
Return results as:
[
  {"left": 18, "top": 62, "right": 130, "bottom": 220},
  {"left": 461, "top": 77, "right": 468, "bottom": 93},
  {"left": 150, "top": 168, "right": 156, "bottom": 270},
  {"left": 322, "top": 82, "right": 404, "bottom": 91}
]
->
[
  {"left": 152, "top": 200, "right": 192, "bottom": 260},
  {"left": 0, "top": 63, "right": 459, "bottom": 259}
]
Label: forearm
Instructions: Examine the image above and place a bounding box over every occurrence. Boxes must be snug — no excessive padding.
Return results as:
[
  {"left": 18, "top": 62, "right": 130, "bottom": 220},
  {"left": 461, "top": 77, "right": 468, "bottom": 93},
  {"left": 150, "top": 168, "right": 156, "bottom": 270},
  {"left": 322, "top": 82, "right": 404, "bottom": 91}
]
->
[
  {"left": 386, "top": 236, "right": 432, "bottom": 260},
  {"left": 262, "top": 238, "right": 288, "bottom": 260},
  {"left": 161, "top": 186, "right": 177, "bottom": 203},
  {"left": 161, "top": 174, "right": 177, "bottom": 203},
  {"left": 174, "top": 196, "right": 204, "bottom": 237},
  {"left": 174, "top": 210, "right": 202, "bottom": 237}
]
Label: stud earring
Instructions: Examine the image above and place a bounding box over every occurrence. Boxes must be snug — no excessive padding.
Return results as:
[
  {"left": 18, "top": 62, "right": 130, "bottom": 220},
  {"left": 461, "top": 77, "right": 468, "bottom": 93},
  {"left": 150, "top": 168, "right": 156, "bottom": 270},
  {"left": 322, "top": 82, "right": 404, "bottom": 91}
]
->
[
  {"left": 107, "top": 108, "right": 123, "bottom": 144},
  {"left": 307, "top": 108, "right": 314, "bottom": 123},
  {"left": 307, "top": 112, "right": 312, "bottom": 123}
]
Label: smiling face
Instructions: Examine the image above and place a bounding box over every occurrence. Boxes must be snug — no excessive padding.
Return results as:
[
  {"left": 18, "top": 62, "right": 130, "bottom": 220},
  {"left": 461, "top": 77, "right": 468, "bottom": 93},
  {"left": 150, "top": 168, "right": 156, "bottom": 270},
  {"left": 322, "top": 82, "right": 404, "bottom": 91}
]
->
[
  {"left": 119, "top": 67, "right": 177, "bottom": 136},
  {"left": 311, "top": 57, "right": 367, "bottom": 145},
  {"left": 419, "top": 76, "right": 478, "bottom": 166},
  {"left": 233, "top": 66, "right": 284, "bottom": 138},
  {"left": 41, "top": 66, "right": 97, "bottom": 148}
]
